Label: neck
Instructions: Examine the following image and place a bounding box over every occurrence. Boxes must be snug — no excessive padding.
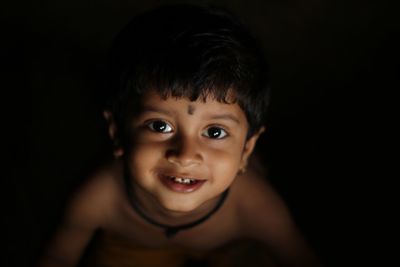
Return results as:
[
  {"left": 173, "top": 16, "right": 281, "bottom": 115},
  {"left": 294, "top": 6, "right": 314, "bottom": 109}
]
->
[
  {"left": 132, "top": 183, "right": 224, "bottom": 226},
  {"left": 121, "top": 163, "right": 229, "bottom": 237}
]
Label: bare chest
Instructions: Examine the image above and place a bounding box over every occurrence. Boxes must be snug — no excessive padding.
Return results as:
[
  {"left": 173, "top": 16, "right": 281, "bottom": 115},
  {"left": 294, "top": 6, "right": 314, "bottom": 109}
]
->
[{"left": 98, "top": 191, "right": 239, "bottom": 251}]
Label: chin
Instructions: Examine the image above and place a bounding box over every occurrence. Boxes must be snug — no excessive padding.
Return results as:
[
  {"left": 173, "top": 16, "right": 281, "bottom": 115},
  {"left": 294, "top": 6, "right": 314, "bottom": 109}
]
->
[{"left": 159, "top": 196, "right": 201, "bottom": 214}]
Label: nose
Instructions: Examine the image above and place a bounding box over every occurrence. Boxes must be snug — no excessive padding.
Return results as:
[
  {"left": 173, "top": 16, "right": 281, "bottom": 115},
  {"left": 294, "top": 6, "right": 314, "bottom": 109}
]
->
[{"left": 166, "top": 134, "right": 203, "bottom": 167}]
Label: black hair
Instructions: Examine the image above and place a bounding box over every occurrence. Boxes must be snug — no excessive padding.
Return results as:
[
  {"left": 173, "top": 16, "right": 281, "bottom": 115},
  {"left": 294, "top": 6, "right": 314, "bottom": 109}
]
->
[{"left": 106, "top": 4, "right": 270, "bottom": 139}]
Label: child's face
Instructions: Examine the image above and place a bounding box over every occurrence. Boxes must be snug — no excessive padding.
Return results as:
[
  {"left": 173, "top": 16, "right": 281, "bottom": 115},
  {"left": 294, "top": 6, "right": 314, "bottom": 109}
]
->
[{"left": 109, "top": 90, "right": 261, "bottom": 213}]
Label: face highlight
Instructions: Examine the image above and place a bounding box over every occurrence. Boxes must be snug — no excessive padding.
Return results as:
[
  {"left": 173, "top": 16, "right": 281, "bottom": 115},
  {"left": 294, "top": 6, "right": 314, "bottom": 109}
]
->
[{"left": 114, "top": 90, "right": 260, "bottom": 214}]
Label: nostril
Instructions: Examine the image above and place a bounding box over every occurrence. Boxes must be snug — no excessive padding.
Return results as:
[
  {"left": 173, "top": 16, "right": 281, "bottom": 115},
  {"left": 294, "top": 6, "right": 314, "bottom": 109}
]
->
[
  {"left": 165, "top": 148, "right": 202, "bottom": 166},
  {"left": 165, "top": 135, "right": 203, "bottom": 166}
]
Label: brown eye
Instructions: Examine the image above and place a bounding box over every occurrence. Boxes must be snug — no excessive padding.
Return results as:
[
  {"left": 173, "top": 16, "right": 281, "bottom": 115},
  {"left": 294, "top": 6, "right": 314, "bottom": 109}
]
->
[
  {"left": 202, "top": 127, "right": 228, "bottom": 139},
  {"left": 147, "top": 120, "right": 173, "bottom": 133}
]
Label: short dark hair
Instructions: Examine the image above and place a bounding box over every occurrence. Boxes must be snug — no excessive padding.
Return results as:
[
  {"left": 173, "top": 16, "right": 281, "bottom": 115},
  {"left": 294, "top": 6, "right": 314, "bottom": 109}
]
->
[{"left": 106, "top": 4, "right": 270, "bottom": 139}]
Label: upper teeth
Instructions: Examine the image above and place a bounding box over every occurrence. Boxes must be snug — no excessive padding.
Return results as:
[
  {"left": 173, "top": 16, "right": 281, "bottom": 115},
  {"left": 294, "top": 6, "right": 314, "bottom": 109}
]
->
[{"left": 169, "top": 176, "right": 195, "bottom": 184}]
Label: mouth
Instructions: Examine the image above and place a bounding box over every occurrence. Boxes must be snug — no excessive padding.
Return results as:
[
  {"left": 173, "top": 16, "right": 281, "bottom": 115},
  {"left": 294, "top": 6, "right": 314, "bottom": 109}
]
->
[{"left": 159, "top": 174, "right": 206, "bottom": 193}]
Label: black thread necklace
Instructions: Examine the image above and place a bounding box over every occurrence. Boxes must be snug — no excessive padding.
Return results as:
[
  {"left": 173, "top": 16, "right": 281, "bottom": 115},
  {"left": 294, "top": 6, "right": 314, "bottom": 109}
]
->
[
  {"left": 129, "top": 187, "right": 229, "bottom": 238},
  {"left": 123, "top": 163, "right": 230, "bottom": 238}
]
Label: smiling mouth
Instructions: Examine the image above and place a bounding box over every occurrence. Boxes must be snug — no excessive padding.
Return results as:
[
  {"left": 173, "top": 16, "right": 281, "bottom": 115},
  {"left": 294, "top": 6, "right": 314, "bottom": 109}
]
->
[
  {"left": 159, "top": 174, "right": 206, "bottom": 193},
  {"left": 167, "top": 175, "right": 198, "bottom": 185}
]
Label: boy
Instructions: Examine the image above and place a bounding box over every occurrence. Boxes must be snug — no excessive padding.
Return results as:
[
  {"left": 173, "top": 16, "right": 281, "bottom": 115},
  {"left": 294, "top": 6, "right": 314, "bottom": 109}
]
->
[{"left": 38, "top": 4, "right": 321, "bottom": 267}]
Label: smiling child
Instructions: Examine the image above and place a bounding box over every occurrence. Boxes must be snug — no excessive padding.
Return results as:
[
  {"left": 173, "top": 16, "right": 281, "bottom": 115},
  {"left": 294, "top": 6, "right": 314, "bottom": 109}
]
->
[{"left": 38, "top": 4, "right": 321, "bottom": 267}]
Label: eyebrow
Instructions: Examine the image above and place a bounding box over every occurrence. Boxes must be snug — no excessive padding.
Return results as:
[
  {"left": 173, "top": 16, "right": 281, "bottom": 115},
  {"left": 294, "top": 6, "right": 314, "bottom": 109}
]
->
[
  {"left": 140, "top": 106, "right": 173, "bottom": 116},
  {"left": 209, "top": 114, "right": 240, "bottom": 125},
  {"left": 140, "top": 106, "right": 240, "bottom": 124}
]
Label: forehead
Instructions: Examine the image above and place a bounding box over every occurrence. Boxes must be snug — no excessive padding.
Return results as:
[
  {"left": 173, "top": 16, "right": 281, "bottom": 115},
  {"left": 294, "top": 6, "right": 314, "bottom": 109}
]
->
[{"left": 138, "top": 90, "right": 248, "bottom": 124}]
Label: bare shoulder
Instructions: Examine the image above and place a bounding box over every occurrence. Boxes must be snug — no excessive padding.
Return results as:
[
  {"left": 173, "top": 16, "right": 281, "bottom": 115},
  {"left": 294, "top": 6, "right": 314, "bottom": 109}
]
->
[
  {"left": 233, "top": 158, "right": 292, "bottom": 238},
  {"left": 232, "top": 156, "right": 322, "bottom": 266},
  {"left": 37, "top": 162, "right": 123, "bottom": 267},
  {"left": 64, "top": 160, "right": 122, "bottom": 228}
]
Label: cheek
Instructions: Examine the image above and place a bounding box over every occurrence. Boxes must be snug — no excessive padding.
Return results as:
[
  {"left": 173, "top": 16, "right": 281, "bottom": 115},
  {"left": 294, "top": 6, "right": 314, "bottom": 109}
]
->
[
  {"left": 127, "top": 142, "right": 165, "bottom": 178},
  {"left": 206, "top": 146, "right": 243, "bottom": 179}
]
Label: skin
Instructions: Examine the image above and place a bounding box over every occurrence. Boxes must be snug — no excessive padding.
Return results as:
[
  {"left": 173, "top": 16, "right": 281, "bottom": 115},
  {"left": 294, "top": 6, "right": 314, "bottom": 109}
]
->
[
  {"left": 37, "top": 91, "right": 322, "bottom": 267},
  {"left": 119, "top": 90, "right": 258, "bottom": 222}
]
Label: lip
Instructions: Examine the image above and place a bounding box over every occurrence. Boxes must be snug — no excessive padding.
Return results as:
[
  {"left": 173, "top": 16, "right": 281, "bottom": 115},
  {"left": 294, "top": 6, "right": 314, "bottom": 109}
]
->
[{"left": 158, "top": 173, "right": 206, "bottom": 193}]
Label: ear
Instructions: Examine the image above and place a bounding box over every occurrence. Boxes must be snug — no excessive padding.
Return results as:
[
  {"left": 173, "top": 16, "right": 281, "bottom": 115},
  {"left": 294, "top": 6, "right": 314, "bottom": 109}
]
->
[
  {"left": 239, "top": 126, "right": 265, "bottom": 171},
  {"left": 103, "top": 110, "right": 124, "bottom": 157}
]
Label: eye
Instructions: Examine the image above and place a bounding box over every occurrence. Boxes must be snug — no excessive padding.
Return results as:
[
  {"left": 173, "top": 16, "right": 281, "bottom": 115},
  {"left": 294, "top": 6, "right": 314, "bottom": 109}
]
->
[
  {"left": 202, "top": 126, "right": 228, "bottom": 139},
  {"left": 147, "top": 120, "right": 173, "bottom": 133}
]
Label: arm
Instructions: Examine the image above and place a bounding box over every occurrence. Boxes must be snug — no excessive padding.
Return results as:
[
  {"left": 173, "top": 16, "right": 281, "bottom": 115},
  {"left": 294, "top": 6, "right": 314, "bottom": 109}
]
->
[
  {"left": 37, "top": 222, "right": 95, "bottom": 267},
  {"left": 238, "top": 177, "right": 322, "bottom": 267},
  {"left": 257, "top": 213, "right": 322, "bottom": 267},
  {"left": 37, "top": 181, "right": 104, "bottom": 267}
]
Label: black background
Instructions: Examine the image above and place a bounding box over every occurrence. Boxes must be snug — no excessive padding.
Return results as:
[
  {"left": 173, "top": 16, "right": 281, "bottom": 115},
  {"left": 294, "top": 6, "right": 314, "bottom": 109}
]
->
[{"left": 1, "top": 0, "right": 397, "bottom": 266}]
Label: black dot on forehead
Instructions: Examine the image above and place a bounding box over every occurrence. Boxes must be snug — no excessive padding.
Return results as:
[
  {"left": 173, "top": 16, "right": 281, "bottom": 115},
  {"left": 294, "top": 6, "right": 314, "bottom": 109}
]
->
[{"left": 187, "top": 105, "right": 195, "bottom": 115}]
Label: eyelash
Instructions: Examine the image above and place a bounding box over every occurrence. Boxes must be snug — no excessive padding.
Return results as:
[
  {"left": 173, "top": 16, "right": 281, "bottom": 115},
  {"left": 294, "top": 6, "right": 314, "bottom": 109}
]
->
[
  {"left": 145, "top": 120, "right": 229, "bottom": 139},
  {"left": 202, "top": 125, "right": 229, "bottom": 139},
  {"left": 146, "top": 120, "right": 174, "bottom": 133}
]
